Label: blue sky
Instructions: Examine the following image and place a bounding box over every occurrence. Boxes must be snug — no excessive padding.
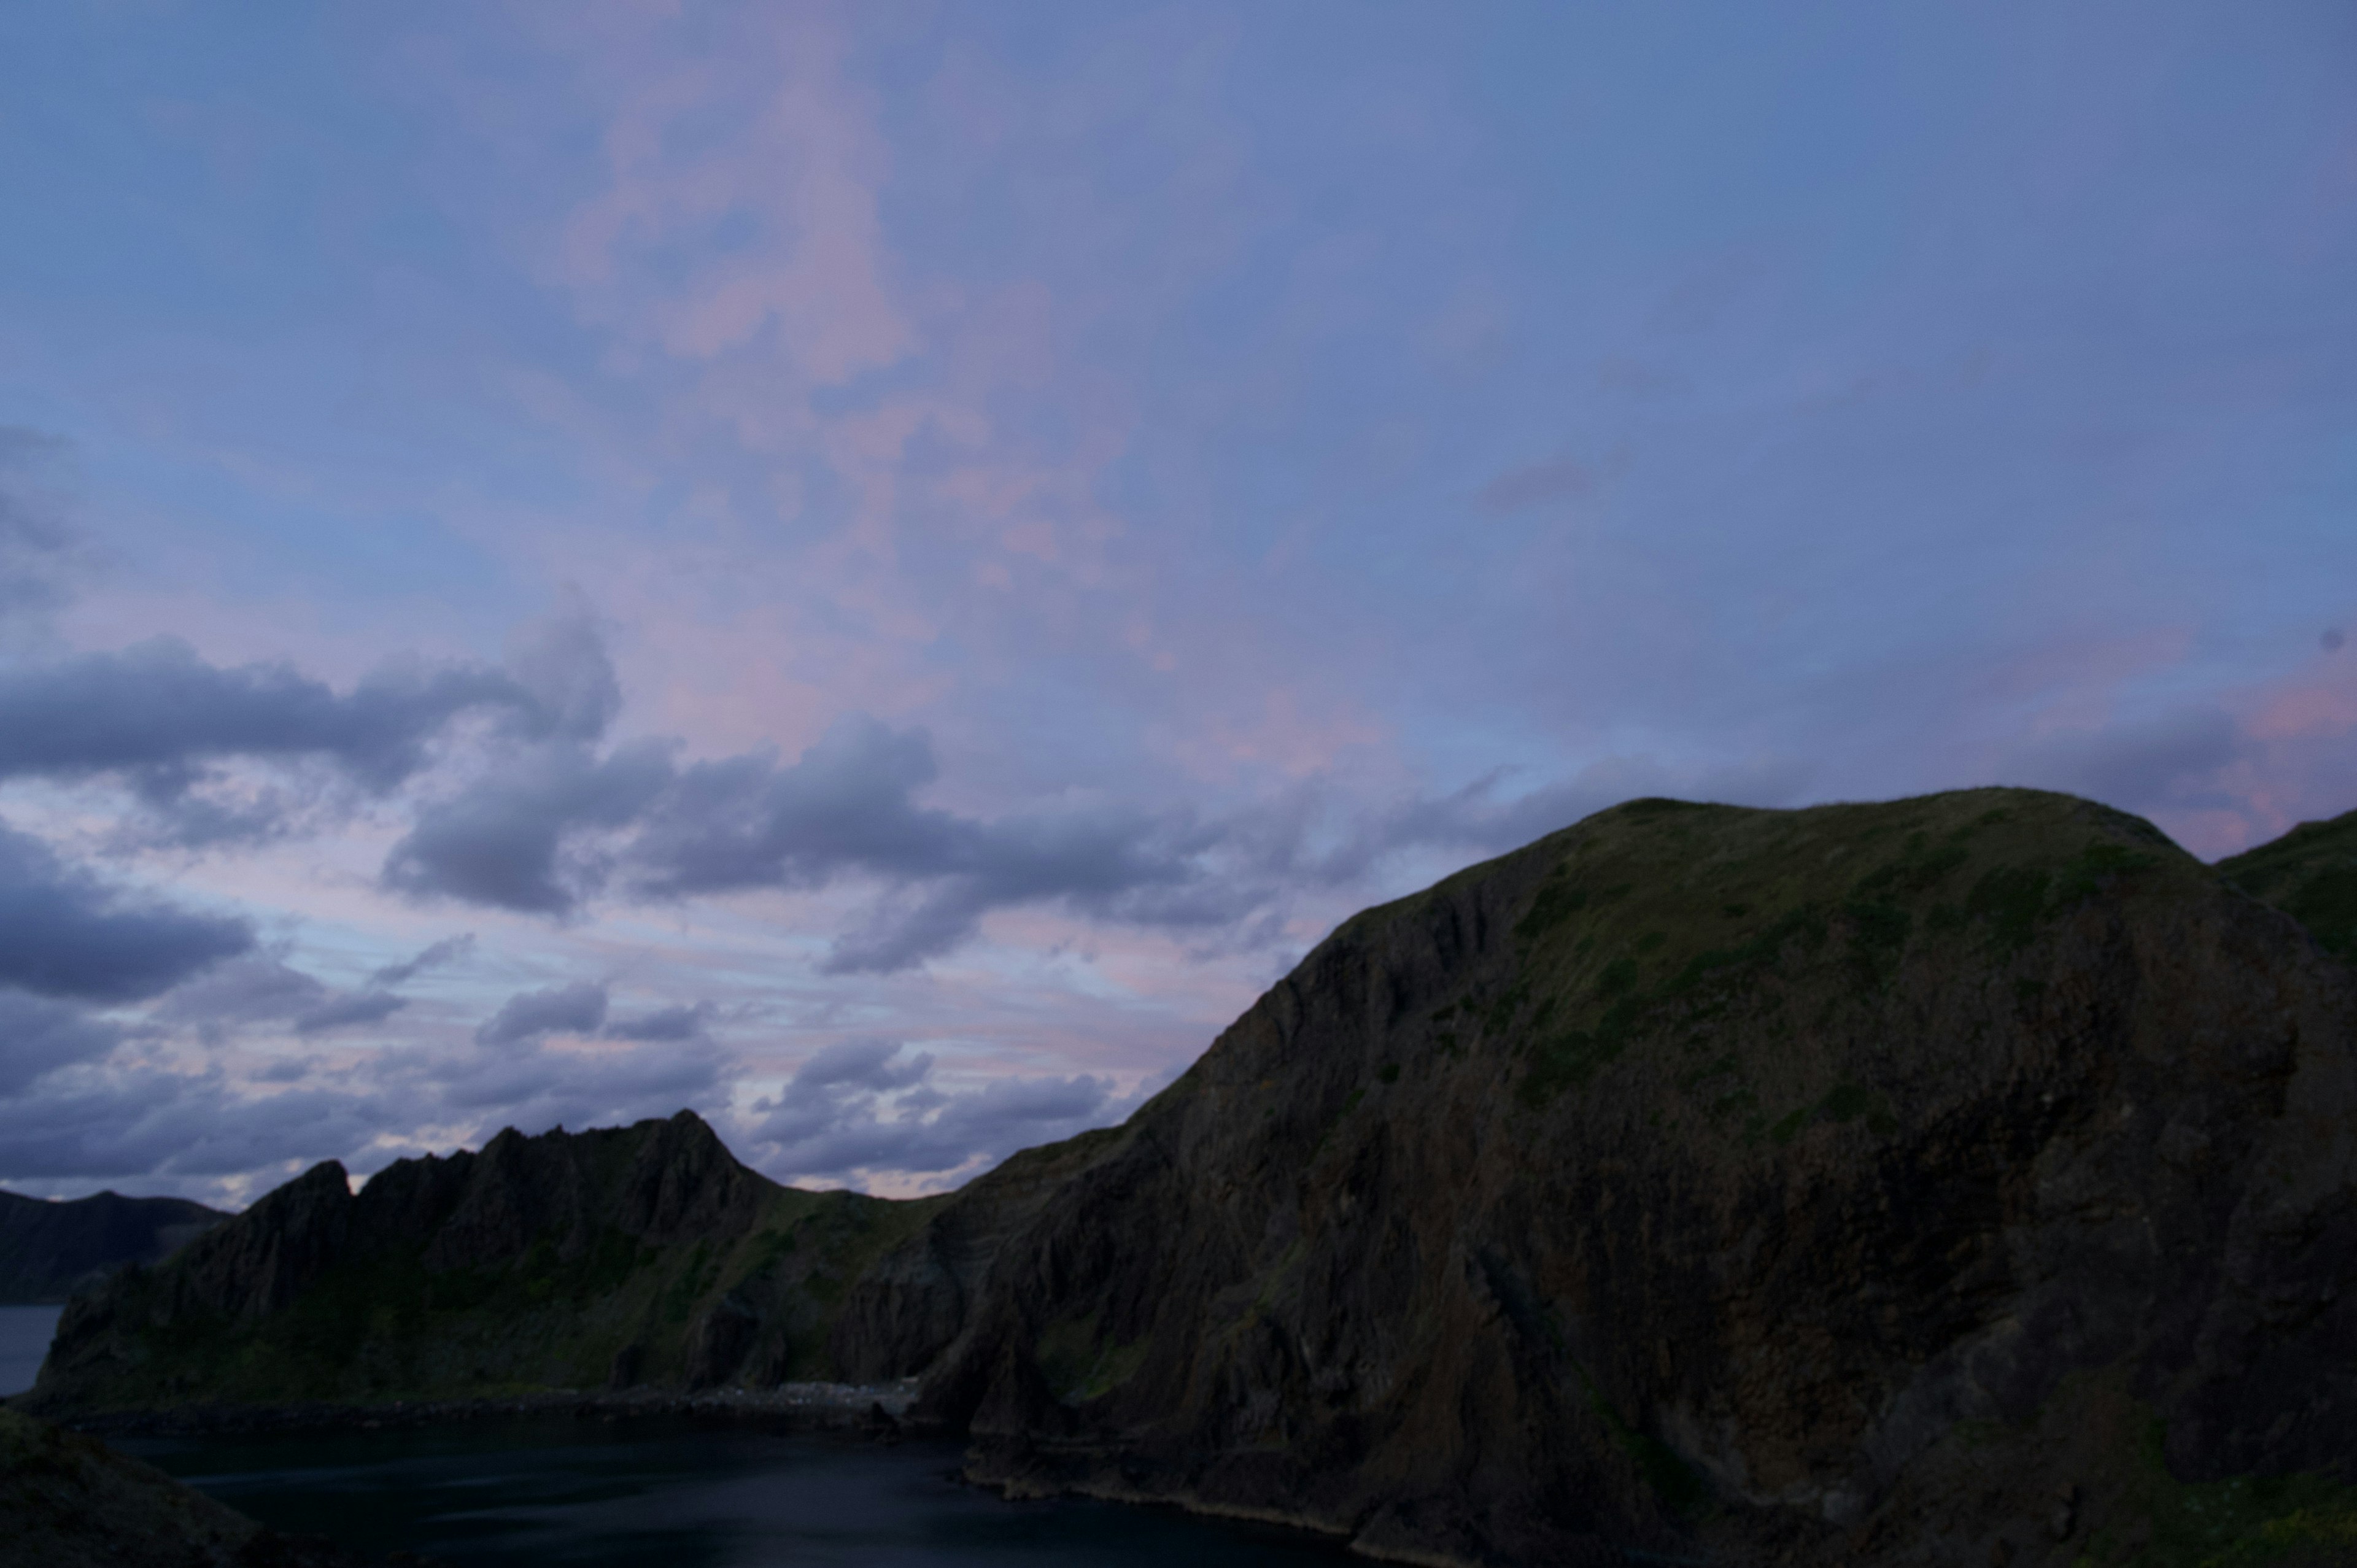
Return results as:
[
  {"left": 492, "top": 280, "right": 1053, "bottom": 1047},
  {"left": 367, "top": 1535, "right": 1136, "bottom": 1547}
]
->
[{"left": 1, "top": 1, "right": 2351, "bottom": 1204}]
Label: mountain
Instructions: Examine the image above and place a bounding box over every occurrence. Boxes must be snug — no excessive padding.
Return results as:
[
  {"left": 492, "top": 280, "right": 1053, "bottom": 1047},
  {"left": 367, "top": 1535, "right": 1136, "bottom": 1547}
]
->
[
  {"left": 24, "top": 786, "right": 2357, "bottom": 1566},
  {"left": 25, "top": 1110, "right": 937, "bottom": 1410},
  {"left": 0, "top": 1189, "right": 224, "bottom": 1305},
  {"left": 2218, "top": 804, "right": 2357, "bottom": 962},
  {"left": 830, "top": 786, "right": 2357, "bottom": 1566},
  {"left": 0, "top": 1404, "right": 366, "bottom": 1567}
]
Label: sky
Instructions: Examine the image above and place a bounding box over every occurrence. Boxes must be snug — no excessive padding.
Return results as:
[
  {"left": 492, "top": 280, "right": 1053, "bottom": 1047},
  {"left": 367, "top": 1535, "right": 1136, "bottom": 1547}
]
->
[{"left": 1, "top": 1, "right": 2352, "bottom": 1208}]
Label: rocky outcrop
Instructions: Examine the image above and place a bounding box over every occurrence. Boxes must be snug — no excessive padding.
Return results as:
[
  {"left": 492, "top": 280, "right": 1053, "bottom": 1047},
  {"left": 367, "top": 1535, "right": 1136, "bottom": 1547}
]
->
[
  {"left": 23, "top": 1110, "right": 935, "bottom": 1413},
  {"left": 25, "top": 786, "right": 2357, "bottom": 1564},
  {"left": 0, "top": 1189, "right": 223, "bottom": 1305},
  {"left": 833, "top": 787, "right": 2357, "bottom": 1566},
  {"left": 0, "top": 1405, "right": 368, "bottom": 1567}
]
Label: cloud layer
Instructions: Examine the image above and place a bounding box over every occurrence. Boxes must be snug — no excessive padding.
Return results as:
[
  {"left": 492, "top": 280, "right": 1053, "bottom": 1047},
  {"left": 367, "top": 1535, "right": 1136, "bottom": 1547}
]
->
[{"left": 1, "top": 1, "right": 2351, "bottom": 1207}]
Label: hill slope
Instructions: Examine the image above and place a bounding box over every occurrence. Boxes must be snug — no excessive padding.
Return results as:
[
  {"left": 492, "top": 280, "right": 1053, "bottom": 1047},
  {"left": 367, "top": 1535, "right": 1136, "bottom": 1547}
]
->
[
  {"left": 2218, "top": 805, "right": 2357, "bottom": 962},
  {"left": 832, "top": 787, "right": 2357, "bottom": 1566},
  {"left": 23, "top": 1109, "right": 936, "bottom": 1411},
  {"left": 23, "top": 786, "right": 2357, "bottom": 1566},
  {"left": 0, "top": 1405, "right": 366, "bottom": 1567},
  {"left": 0, "top": 1189, "right": 223, "bottom": 1305}
]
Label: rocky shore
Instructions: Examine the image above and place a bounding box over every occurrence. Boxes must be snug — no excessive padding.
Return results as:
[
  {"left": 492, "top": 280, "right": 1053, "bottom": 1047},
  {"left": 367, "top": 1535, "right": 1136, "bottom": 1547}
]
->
[{"left": 20, "top": 1377, "right": 924, "bottom": 1441}]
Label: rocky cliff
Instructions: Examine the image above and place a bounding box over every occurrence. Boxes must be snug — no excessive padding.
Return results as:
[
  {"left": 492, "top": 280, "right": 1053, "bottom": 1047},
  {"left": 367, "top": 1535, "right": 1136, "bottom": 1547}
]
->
[
  {"left": 0, "top": 1189, "right": 223, "bottom": 1305},
  {"left": 832, "top": 787, "right": 2357, "bottom": 1566},
  {"left": 0, "top": 1405, "right": 368, "bottom": 1567},
  {"left": 2220, "top": 804, "right": 2357, "bottom": 963},
  {"left": 23, "top": 1109, "right": 937, "bottom": 1412},
  {"left": 23, "top": 787, "right": 2357, "bottom": 1566}
]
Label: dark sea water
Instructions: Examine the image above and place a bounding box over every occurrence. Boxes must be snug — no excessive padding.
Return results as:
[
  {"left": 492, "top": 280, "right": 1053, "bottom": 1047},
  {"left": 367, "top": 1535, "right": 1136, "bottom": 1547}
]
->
[
  {"left": 125, "top": 1416, "right": 1357, "bottom": 1567},
  {"left": 0, "top": 1303, "right": 63, "bottom": 1396}
]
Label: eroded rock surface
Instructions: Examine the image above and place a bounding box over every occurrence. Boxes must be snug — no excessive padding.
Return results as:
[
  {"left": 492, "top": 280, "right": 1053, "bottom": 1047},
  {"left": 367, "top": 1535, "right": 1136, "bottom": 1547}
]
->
[
  {"left": 834, "top": 787, "right": 2357, "bottom": 1565},
  {"left": 26, "top": 787, "right": 2357, "bottom": 1565},
  {"left": 26, "top": 1110, "right": 937, "bottom": 1412},
  {"left": 0, "top": 1189, "right": 223, "bottom": 1305},
  {"left": 0, "top": 1405, "right": 369, "bottom": 1567}
]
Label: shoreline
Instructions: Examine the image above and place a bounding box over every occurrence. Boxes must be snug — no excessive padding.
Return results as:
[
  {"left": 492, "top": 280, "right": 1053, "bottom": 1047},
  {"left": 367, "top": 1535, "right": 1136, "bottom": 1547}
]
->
[{"left": 10, "top": 1379, "right": 928, "bottom": 1442}]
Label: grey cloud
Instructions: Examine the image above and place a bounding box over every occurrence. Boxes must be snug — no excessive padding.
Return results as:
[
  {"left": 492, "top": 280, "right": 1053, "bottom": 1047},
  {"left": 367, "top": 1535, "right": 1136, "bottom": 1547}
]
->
[
  {"left": 603, "top": 1001, "right": 714, "bottom": 1043},
  {"left": 0, "top": 638, "right": 530, "bottom": 792},
  {"left": 0, "top": 1021, "right": 729, "bottom": 1200},
  {"left": 292, "top": 991, "right": 408, "bottom": 1035},
  {"left": 1990, "top": 704, "right": 2357, "bottom": 855},
  {"left": 0, "top": 992, "right": 121, "bottom": 1095},
  {"left": 389, "top": 1031, "right": 729, "bottom": 1138},
  {"left": 505, "top": 609, "right": 623, "bottom": 743},
  {"left": 384, "top": 709, "right": 1803, "bottom": 974},
  {"left": 623, "top": 716, "right": 953, "bottom": 896},
  {"left": 155, "top": 954, "right": 327, "bottom": 1038},
  {"left": 0, "top": 608, "right": 625, "bottom": 857},
  {"left": 396, "top": 714, "right": 1234, "bottom": 970},
  {"left": 1475, "top": 444, "right": 1630, "bottom": 515},
  {"left": 789, "top": 1037, "right": 934, "bottom": 1092},
  {"left": 153, "top": 951, "right": 411, "bottom": 1042},
  {"left": 1477, "top": 457, "right": 1599, "bottom": 514},
  {"left": 2000, "top": 709, "right": 2243, "bottom": 816},
  {"left": 747, "top": 1040, "right": 1118, "bottom": 1184},
  {"left": 0, "top": 1065, "right": 401, "bottom": 1186},
  {"left": 382, "top": 740, "right": 673, "bottom": 914},
  {"left": 0, "top": 427, "right": 82, "bottom": 631},
  {"left": 0, "top": 822, "right": 251, "bottom": 1002},
  {"left": 476, "top": 980, "right": 609, "bottom": 1046},
  {"left": 368, "top": 933, "right": 476, "bottom": 989}
]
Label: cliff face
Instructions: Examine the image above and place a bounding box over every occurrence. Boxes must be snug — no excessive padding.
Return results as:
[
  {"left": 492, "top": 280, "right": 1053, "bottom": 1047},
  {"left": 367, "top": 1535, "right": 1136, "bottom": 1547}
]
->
[
  {"left": 833, "top": 787, "right": 2357, "bottom": 1566},
  {"left": 0, "top": 1406, "right": 364, "bottom": 1567},
  {"left": 0, "top": 1190, "right": 223, "bottom": 1305},
  {"left": 2220, "top": 804, "right": 2357, "bottom": 963},
  {"left": 25, "top": 786, "right": 2357, "bottom": 1565},
  {"left": 24, "top": 1110, "right": 937, "bottom": 1413}
]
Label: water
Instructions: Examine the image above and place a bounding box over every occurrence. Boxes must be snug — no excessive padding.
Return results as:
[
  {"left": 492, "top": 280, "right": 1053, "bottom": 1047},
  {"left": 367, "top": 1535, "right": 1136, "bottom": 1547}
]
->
[
  {"left": 0, "top": 1303, "right": 63, "bottom": 1396},
  {"left": 125, "top": 1416, "right": 1356, "bottom": 1567}
]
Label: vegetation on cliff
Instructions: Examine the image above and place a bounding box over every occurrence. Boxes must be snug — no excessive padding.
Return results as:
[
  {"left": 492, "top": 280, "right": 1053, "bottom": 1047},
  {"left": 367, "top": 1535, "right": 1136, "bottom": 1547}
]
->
[
  {"left": 0, "top": 1189, "right": 223, "bottom": 1305},
  {"left": 23, "top": 786, "right": 2357, "bottom": 1567},
  {"left": 844, "top": 786, "right": 2357, "bottom": 1567},
  {"left": 2219, "top": 803, "right": 2357, "bottom": 962},
  {"left": 24, "top": 1110, "right": 935, "bottom": 1412}
]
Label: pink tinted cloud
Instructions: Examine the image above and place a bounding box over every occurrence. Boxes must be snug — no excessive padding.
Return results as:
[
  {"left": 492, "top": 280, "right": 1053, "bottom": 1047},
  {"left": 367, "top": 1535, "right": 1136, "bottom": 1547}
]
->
[{"left": 554, "top": 9, "right": 911, "bottom": 385}]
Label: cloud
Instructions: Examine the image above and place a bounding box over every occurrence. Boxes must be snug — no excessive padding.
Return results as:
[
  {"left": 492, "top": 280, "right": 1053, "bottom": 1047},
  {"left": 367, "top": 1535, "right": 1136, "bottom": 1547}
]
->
[
  {"left": 603, "top": 1000, "right": 714, "bottom": 1042},
  {"left": 0, "top": 992, "right": 120, "bottom": 1095},
  {"left": 475, "top": 979, "right": 610, "bottom": 1046},
  {"left": 380, "top": 708, "right": 1814, "bottom": 974},
  {"left": 746, "top": 1040, "right": 1120, "bottom": 1184},
  {"left": 503, "top": 607, "right": 624, "bottom": 743},
  {"left": 382, "top": 740, "right": 673, "bottom": 914},
  {"left": 0, "top": 607, "right": 624, "bottom": 855},
  {"left": 292, "top": 991, "right": 409, "bottom": 1035},
  {"left": 2003, "top": 708, "right": 2243, "bottom": 814},
  {"left": 385, "top": 713, "right": 1243, "bottom": 968},
  {"left": 0, "top": 822, "right": 251, "bottom": 1001},
  {"left": 1474, "top": 444, "right": 1630, "bottom": 515},
  {"left": 0, "top": 427, "right": 82, "bottom": 633},
  {"left": 367, "top": 933, "right": 476, "bottom": 989},
  {"left": 387, "top": 1029, "right": 730, "bottom": 1143},
  {"left": 0, "top": 638, "right": 530, "bottom": 791},
  {"left": 152, "top": 951, "right": 414, "bottom": 1042},
  {"left": 0, "top": 1064, "right": 402, "bottom": 1191}
]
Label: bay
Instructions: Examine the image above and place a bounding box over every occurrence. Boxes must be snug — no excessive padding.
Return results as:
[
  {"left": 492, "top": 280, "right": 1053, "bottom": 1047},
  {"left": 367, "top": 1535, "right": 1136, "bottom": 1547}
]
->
[
  {"left": 126, "top": 1415, "right": 1356, "bottom": 1567},
  {"left": 0, "top": 1303, "right": 62, "bottom": 1397}
]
